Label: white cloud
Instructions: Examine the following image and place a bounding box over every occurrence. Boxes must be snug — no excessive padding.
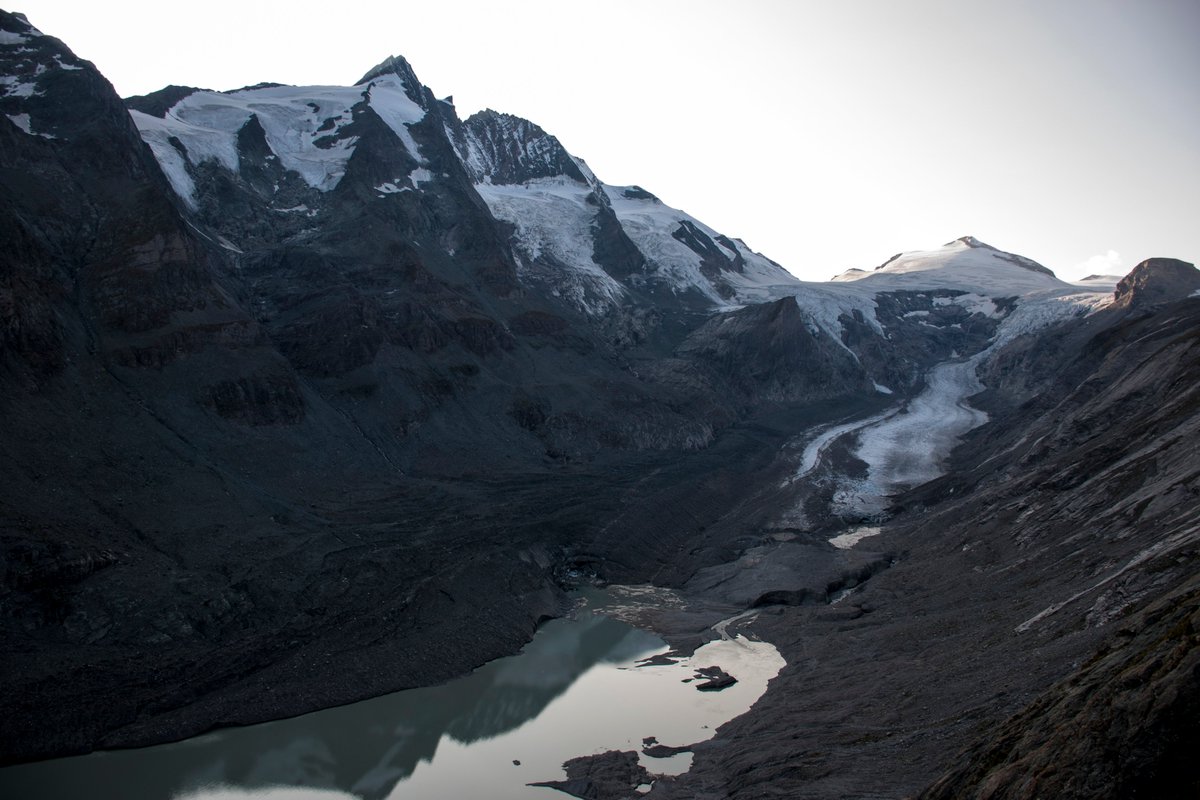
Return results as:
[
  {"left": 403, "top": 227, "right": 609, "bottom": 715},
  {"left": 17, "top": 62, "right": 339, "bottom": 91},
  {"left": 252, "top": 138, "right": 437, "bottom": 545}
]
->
[{"left": 1074, "top": 249, "right": 1125, "bottom": 278}]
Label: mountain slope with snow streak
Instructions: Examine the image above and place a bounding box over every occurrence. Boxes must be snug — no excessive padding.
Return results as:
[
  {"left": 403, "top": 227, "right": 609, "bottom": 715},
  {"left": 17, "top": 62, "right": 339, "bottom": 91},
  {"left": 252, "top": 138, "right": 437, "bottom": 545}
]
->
[
  {"left": 452, "top": 108, "right": 803, "bottom": 315},
  {"left": 121, "top": 57, "right": 1101, "bottom": 346},
  {"left": 476, "top": 177, "right": 628, "bottom": 314},
  {"left": 601, "top": 183, "right": 802, "bottom": 306},
  {"left": 129, "top": 75, "right": 427, "bottom": 207}
]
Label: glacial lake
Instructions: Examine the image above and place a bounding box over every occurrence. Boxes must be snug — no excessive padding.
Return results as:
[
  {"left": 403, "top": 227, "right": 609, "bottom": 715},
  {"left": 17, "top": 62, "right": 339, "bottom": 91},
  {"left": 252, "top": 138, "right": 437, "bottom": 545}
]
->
[{"left": 0, "top": 590, "right": 783, "bottom": 800}]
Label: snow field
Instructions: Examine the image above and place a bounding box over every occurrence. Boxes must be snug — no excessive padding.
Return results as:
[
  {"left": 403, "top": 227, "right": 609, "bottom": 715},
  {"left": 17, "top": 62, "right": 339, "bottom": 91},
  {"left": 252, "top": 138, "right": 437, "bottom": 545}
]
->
[{"left": 130, "top": 75, "right": 427, "bottom": 207}]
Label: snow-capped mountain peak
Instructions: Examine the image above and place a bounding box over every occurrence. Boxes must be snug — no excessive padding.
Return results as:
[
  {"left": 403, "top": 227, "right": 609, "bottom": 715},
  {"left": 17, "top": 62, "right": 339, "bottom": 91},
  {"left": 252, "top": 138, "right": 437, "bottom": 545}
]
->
[
  {"left": 355, "top": 54, "right": 428, "bottom": 106},
  {"left": 128, "top": 72, "right": 429, "bottom": 207},
  {"left": 834, "top": 236, "right": 1066, "bottom": 296}
]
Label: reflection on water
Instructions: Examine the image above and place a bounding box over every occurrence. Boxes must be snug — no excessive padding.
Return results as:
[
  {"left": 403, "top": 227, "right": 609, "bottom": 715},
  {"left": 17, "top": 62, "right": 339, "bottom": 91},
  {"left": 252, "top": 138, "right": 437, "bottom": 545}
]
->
[{"left": 0, "top": 593, "right": 783, "bottom": 800}]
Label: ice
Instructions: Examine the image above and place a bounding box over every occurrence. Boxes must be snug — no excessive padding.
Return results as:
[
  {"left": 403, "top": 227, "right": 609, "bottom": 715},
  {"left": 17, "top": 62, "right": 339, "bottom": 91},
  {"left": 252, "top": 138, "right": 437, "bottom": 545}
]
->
[
  {"left": 792, "top": 284, "right": 881, "bottom": 349},
  {"left": 129, "top": 110, "right": 200, "bottom": 207},
  {"left": 1, "top": 75, "right": 37, "bottom": 97},
  {"left": 808, "top": 284, "right": 1109, "bottom": 518},
  {"left": 834, "top": 238, "right": 1066, "bottom": 296},
  {"left": 364, "top": 75, "right": 426, "bottom": 161},
  {"left": 819, "top": 357, "right": 987, "bottom": 518},
  {"left": 828, "top": 526, "right": 883, "bottom": 549},
  {"left": 130, "top": 80, "right": 428, "bottom": 205},
  {"left": 988, "top": 287, "right": 1112, "bottom": 348},
  {"left": 789, "top": 407, "right": 898, "bottom": 483},
  {"left": 0, "top": 30, "right": 28, "bottom": 45},
  {"left": 409, "top": 167, "right": 433, "bottom": 186},
  {"left": 5, "top": 112, "right": 32, "bottom": 134},
  {"left": 603, "top": 183, "right": 801, "bottom": 308},
  {"left": 476, "top": 178, "right": 626, "bottom": 315},
  {"left": 855, "top": 358, "right": 988, "bottom": 487}
]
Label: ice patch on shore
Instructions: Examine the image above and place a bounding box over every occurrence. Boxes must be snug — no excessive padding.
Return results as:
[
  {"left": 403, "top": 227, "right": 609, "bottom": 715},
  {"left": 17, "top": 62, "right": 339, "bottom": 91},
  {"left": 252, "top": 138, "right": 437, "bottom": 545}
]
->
[{"left": 829, "top": 526, "right": 883, "bottom": 549}]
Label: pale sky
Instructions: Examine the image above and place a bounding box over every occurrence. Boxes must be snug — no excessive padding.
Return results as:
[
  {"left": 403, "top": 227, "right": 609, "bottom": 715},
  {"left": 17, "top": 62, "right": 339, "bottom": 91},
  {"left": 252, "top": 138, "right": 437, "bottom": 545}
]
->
[{"left": 17, "top": 0, "right": 1199, "bottom": 282}]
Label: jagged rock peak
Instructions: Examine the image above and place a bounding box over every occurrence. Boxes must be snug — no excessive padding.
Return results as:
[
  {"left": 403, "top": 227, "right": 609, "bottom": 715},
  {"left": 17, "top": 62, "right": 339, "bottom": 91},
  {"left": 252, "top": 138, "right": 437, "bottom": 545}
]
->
[
  {"left": 459, "top": 109, "right": 588, "bottom": 185},
  {"left": 355, "top": 54, "right": 429, "bottom": 109},
  {"left": 357, "top": 54, "right": 419, "bottom": 86},
  {"left": 1114, "top": 257, "right": 1200, "bottom": 308}
]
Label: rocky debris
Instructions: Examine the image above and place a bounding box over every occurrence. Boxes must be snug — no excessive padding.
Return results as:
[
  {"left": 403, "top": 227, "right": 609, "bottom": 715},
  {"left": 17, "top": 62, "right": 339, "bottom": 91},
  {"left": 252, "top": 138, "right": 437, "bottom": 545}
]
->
[
  {"left": 683, "top": 539, "right": 893, "bottom": 609},
  {"left": 529, "top": 750, "right": 652, "bottom": 800},
  {"left": 642, "top": 741, "right": 693, "bottom": 758},
  {"left": 675, "top": 297, "right": 874, "bottom": 407},
  {"left": 692, "top": 666, "right": 737, "bottom": 692},
  {"left": 919, "top": 575, "right": 1200, "bottom": 800}
]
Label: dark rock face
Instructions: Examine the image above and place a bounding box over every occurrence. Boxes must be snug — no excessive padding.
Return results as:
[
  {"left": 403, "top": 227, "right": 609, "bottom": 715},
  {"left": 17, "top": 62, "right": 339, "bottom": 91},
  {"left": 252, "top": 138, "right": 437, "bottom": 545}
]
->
[
  {"left": 123, "top": 85, "right": 202, "bottom": 117},
  {"left": 529, "top": 750, "right": 652, "bottom": 800},
  {"left": 458, "top": 109, "right": 589, "bottom": 185},
  {"left": 1113, "top": 256, "right": 1200, "bottom": 309},
  {"left": 919, "top": 576, "right": 1200, "bottom": 800},
  {"left": 846, "top": 288, "right": 1009, "bottom": 392},
  {"left": 674, "top": 298, "right": 873, "bottom": 406},
  {"left": 693, "top": 665, "right": 737, "bottom": 691},
  {"left": 672, "top": 220, "right": 739, "bottom": 296}
]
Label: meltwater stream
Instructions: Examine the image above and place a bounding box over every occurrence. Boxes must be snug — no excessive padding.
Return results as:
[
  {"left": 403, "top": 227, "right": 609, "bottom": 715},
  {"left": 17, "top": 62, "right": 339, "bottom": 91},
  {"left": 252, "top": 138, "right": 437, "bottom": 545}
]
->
[{"left": 0, "top": 591, "right": 783, "bottom": 800}]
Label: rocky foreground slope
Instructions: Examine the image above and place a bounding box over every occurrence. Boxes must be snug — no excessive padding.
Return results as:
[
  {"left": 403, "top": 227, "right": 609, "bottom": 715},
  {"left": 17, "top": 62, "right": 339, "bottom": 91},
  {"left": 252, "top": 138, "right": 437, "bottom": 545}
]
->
[{"left": 2, "top": 9, "right": 1198, "bottom": 798}]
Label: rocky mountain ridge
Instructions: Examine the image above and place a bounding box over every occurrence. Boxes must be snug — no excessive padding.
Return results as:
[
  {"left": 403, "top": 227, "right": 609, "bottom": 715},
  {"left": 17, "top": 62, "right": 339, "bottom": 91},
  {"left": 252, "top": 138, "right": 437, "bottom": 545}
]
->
[{"left": 2, "top": 10, "right": 1198, "bottom": 799}]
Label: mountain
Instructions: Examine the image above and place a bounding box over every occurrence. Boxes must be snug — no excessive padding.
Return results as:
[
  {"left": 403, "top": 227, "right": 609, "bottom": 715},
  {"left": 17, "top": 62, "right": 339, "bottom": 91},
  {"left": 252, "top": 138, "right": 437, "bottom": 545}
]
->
[
  {"left": 654, "top": 256, "right": 1200, "bottom": 799},
  {"left": 2, "top": 10, "right": 1199, "bottom": 799}
]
